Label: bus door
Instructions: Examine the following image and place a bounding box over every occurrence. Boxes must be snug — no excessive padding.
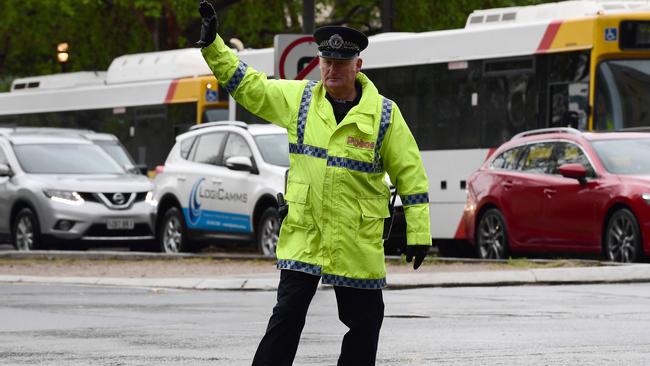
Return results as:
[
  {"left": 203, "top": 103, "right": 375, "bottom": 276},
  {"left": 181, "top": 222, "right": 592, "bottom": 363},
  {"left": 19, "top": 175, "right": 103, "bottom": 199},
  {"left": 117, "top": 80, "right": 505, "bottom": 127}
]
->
[{"left": 130, "top": 105, "right": 169, "bottom": 170}]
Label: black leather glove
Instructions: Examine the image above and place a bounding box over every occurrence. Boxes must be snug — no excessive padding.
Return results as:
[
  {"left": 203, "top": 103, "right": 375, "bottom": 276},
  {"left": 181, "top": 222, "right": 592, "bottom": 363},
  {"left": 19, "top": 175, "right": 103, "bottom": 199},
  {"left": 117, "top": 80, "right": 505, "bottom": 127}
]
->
[
  {"left": 277, "top": 193, "right": 288, "bottom": 224},
  {"left": 196, "top": 0, "right": 218, "bottom": 48},
  {"left": 406, "top": 245, "right": 429, "bottom": 270}
]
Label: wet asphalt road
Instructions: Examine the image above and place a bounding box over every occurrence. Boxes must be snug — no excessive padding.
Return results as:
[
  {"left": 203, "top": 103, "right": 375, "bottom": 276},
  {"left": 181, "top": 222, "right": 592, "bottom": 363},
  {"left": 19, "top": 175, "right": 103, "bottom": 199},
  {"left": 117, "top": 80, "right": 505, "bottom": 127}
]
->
[{"left": 1, "top": 283, "right": 650, "bottom": 365}]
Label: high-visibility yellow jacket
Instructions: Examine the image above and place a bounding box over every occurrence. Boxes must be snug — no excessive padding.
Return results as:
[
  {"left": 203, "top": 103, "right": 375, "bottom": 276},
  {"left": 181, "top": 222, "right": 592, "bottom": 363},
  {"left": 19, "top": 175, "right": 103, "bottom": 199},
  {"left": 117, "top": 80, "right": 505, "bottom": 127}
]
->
[{"left": 202, "top": 35, "right": 431, "bottom": 289}]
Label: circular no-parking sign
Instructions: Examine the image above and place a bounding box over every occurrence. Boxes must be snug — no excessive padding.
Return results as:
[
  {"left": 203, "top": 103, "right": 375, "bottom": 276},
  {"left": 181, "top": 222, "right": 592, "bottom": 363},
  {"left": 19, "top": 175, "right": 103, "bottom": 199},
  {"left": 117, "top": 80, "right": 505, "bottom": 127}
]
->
[{"left": 274, "top": 34, "right": 319, "bottom": 80}]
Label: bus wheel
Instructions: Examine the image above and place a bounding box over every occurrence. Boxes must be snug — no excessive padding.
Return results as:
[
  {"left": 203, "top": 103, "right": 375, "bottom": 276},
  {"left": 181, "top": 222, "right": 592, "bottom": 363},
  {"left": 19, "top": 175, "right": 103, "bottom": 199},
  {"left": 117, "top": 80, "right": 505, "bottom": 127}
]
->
[
  {"left": 159, "top": 206, "right": 190, "bottom": 253},
  {"left": 476, "top": 208, "right": 509, "bottom": 260},
  {"left": 13, "top": 208, "right": 41, "bottom": 251},
  {"left": 604, "top": 208, "right": 642, "bottom": 263},
  {"left": 257, "top": 207, "right": 280, "bottom": 258}
]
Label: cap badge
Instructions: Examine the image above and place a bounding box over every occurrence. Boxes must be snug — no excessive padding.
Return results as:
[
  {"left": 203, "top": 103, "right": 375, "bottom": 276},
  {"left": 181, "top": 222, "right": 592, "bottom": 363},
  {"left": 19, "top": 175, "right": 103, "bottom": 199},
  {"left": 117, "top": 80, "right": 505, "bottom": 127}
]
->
[{"left": 328, "top": 34, "right": 344, "bottom": 50}]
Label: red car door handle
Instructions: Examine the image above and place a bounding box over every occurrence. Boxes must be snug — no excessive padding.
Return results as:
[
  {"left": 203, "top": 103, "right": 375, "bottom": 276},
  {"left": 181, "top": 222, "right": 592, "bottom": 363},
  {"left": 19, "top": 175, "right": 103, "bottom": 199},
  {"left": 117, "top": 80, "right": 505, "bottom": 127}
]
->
[
  {"left": 502, "top": 181, "right": 513, "bottom": 189},
  {"left": 544, "top": 188, "right": 556, "bottom": 197}
]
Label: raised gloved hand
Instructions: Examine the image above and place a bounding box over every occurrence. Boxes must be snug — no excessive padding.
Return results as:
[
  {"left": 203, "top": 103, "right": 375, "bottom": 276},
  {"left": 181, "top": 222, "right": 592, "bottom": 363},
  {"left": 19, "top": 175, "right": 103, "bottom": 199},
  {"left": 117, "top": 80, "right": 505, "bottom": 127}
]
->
[
  {"left": 405, "top": 245, "right": 429, "bottom": 270},
  {"left": 277, "top": 193, "right": 288, "bottom": 224},
  {"left": 196, "top": 0, "right": 218, "bottom": 48}
]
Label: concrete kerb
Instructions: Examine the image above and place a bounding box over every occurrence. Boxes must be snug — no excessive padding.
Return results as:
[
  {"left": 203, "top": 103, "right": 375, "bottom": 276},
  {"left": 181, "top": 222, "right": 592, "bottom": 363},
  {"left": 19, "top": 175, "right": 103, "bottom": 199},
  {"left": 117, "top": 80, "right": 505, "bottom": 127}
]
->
[
  {"left": 0, "top": 250, "right": 264, "bottom": 261},
  {"left": 387, "top": 264, "right": 650, "bottom": 289},
  {"left": 3, "top": 264, "right": 650, "bottom": 291}
]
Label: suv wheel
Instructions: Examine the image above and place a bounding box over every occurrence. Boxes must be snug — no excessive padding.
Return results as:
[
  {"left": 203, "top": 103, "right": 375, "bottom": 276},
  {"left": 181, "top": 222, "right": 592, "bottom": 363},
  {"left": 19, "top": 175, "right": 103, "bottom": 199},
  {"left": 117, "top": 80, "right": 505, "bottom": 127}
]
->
[
  {"left": 159, "top": 207, "right": 189, "bottom": 253},
  {"left": 257, "top": 207, "right": 280, "bottom": 257},
  {"left": 13, "top": 208, "right": 40, "bottom": 251},
  {"left": 605, "top": 208, "right": 642, "bottom": 263},
  {"left": 476, "top": 208, "right": 509, "bottom": 260}
]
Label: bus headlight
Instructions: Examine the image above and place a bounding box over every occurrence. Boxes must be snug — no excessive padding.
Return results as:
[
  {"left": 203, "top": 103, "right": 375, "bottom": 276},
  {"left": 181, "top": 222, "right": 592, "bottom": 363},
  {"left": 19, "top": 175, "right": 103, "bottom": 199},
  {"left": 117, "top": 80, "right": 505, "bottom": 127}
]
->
[{"left": 43, "top": 190, "right": 85, "bottom": 206}]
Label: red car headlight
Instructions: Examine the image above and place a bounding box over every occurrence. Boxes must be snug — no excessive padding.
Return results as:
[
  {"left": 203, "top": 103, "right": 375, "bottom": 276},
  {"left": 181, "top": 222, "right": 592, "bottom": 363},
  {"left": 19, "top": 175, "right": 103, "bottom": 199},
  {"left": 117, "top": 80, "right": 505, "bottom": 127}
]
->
[{"left": 643, "top": 193, "right": 650, "bottom": 205}]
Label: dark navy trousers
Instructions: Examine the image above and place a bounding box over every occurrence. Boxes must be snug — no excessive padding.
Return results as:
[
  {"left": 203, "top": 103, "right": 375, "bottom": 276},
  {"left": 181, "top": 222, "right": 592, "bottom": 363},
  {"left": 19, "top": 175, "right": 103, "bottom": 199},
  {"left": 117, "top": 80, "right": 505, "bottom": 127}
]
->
[{"left": 252, "top": 269, "right": 384, "bottom": 366}]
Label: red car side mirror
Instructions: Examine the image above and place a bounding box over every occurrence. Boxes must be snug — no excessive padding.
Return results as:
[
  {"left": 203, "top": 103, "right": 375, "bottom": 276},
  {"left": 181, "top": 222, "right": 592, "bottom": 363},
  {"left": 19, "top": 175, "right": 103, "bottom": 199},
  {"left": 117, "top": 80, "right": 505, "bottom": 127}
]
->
[{"left": 559, "top": 163, "right": 587, "bottom": 185}]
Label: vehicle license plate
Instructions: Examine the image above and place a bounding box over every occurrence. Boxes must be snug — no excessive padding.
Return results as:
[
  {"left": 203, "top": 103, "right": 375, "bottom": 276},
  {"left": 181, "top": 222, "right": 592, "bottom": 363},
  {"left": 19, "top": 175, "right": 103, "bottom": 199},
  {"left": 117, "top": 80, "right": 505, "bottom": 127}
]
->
[{"left": 107, "top": 219, "right": 135, "bottom": 230}]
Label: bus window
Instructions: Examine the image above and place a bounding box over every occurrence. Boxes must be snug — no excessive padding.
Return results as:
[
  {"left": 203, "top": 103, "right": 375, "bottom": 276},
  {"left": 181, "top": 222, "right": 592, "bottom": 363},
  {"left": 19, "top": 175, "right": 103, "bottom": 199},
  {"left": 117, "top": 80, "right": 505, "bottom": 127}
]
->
[
  {"left": 549, "top": 82, "right": 588, "bottom": 129},
  {"left": 544, "top": 51, "right": 590, "bottom": 130},
  {"left": 204, "top": 108, "right": 229, "bottom": 122},
  {"left": 594, "top": 59, "right": 650, "bottom": 131},
  {"left": 235, "top": 103, "right": 272, "bottom": 125}
]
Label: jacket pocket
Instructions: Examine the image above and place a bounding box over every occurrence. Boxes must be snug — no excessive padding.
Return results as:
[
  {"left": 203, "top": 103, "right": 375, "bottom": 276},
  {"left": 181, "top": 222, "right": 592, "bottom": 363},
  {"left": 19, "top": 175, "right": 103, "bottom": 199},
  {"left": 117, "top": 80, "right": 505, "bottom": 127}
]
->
[
  {"left": 356, "top": 197, "right": 390, "bottom": 244},
  {"left": 345, "top": 143, "right": 375, "bottom": 163},
  {"left": 285, "top": 181, "right": 312, "bottom": 228}
]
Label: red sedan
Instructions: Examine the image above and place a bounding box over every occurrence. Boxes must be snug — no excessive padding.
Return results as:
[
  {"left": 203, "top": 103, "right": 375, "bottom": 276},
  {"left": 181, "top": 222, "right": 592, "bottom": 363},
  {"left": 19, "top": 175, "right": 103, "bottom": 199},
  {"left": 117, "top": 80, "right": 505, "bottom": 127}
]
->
[{"left": 463, "top": 127, "right": 650, "bottom": 263}]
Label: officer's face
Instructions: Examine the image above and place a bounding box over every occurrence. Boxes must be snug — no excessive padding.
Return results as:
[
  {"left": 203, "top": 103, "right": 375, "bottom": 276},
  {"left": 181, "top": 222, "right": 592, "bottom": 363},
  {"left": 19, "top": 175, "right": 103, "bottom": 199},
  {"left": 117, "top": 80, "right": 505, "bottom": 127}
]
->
[{"left": 319, "top": 57, "right": 362, "bottom": 93}]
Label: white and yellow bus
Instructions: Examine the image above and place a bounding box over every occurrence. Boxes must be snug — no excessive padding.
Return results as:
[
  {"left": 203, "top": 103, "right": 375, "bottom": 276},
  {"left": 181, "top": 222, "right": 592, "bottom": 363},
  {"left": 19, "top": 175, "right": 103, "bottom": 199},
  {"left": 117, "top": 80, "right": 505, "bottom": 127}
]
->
[
  {"left": 0, "top": 48, "right": 229, "bottom": 171},
  {"left": 232, "top": 0, "right": 650, "bottom": 247}
]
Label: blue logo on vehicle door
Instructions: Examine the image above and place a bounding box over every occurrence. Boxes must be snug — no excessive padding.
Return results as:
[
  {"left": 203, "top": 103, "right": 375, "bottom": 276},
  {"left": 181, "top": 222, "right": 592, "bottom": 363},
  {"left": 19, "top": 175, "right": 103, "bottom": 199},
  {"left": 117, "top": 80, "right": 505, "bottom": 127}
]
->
[
  {"left": 184, "top": 177, "right": 252, "bottom": 233},
  {"left": 188, "top": 178, "right": 205, "bottom": 225}
]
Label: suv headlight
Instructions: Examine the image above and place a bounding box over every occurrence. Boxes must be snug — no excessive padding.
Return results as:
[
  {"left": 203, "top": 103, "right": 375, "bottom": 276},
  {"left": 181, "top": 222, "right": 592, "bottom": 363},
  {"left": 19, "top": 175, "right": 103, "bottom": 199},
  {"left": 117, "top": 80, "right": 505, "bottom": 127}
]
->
[
  {"left": 145, "top": 191, "right": 157, "bottom": 206},
  {"left": 43, "top": 189, "right": 85, "bottom": 206}
]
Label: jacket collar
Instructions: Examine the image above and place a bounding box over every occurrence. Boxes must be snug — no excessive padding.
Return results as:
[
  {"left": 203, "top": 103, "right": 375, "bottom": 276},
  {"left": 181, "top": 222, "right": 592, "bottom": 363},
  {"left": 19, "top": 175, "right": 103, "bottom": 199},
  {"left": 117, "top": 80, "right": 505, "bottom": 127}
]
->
[{"left": 313, "top": 72, "right": 380, "bottom": 135}]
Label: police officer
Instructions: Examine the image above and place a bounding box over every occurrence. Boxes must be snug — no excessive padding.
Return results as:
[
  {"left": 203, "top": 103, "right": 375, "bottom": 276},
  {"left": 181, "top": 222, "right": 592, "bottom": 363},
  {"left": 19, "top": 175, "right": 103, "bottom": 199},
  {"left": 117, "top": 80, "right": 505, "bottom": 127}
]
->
[{"left": 197, "top": 2, "right": 431, "bottom": 365}]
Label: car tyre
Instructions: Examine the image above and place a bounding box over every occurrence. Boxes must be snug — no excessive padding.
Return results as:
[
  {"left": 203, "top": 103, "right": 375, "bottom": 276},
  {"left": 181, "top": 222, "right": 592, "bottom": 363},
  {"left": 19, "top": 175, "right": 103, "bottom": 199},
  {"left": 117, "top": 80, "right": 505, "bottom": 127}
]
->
[
  {"left": 12, "top": 208, "right": 41, "bottom": 251},
  {"left": 257, "top": 207, "right": 280, "bottom": 257},
  {"left": 605, "top": 208, "right": 643, "bottom": 263},
  {"left": 159, "top": 206, "right": 191, "bottom": 253},
  {"left": 476, "top": 208, "right": 509, "bottom": 260}
]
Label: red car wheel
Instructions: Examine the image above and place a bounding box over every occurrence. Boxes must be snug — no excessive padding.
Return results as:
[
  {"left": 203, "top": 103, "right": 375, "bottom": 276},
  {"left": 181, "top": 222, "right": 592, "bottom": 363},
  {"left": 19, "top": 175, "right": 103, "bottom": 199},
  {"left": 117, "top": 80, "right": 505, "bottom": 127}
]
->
[{"left": 476, "top": 208, "right": 509, "bottom": 260}]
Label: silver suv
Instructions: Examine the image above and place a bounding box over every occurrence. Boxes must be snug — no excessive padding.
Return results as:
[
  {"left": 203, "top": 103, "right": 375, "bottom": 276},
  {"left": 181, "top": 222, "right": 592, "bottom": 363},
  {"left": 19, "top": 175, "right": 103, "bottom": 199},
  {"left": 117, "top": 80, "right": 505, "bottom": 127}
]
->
[
  {"left": 0, "top": 128, "right": 156, "bottom": 250},
  {"left": 152, "top": 121, "right": 288, "bottom": 256}
]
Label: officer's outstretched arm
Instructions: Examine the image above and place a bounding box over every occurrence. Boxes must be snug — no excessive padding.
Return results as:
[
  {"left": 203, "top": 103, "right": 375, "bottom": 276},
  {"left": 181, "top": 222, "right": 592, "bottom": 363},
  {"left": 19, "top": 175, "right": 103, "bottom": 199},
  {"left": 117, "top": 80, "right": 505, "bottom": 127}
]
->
[
  {"left": 197, "top": 1, "right": 305, "bottom": 129},
  {"left": 381, "top": 104, "right": 432, "bottom": 249}
]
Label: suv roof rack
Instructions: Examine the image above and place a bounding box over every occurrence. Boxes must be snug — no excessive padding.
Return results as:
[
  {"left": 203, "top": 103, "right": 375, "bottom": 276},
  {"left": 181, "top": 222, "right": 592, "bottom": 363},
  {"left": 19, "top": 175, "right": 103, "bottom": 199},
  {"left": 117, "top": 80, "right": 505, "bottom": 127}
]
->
[
  {"left": 189, "top": 121, "right": 248, "bottom": 131},
  {"left": 511, "top": 127, "right": 581, "bottom": 140}
]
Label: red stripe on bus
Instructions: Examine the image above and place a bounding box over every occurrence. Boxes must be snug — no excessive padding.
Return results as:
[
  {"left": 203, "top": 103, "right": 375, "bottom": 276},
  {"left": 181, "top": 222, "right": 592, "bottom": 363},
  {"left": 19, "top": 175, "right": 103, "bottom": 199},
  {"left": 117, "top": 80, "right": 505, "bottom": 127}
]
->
[
  {"left": 165, "top": 79, "right": 179, "bottom": 103},
  {"left": 537, "top": 21, "right": 562, "bottom": 52}
]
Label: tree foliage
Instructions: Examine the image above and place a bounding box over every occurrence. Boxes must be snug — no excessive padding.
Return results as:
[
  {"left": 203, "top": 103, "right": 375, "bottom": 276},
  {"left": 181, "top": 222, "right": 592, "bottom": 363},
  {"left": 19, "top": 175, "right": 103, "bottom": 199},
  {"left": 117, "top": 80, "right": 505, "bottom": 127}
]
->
[{"left": 0, "top": 0, "right": 557, "bottom": 91}]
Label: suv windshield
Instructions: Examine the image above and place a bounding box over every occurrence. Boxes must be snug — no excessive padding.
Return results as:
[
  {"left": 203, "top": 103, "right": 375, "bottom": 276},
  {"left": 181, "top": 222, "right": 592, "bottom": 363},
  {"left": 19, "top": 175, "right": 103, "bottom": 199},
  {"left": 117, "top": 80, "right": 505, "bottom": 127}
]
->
[
  {"left": 95, "top": 141, "right": 134, "bottom": 167},
  {"left": 595, "top": 59, "right": 650, "bottom": 130},
  {"left": 254, "top": 134, "right": 289, "bottom": 167},
  {"left": 591, "top": 138, "right": 650, "bottom": 175},
  {"left": 14, "top": 144, "right": 125, "bottom": 174}
]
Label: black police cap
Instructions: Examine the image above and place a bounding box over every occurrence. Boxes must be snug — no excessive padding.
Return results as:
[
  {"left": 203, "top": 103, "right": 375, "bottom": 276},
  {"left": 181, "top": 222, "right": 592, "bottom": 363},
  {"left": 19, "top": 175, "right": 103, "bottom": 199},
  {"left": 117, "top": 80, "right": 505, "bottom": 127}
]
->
[{"left": 314, "top": 26, "right": 369, "bottom": 60}]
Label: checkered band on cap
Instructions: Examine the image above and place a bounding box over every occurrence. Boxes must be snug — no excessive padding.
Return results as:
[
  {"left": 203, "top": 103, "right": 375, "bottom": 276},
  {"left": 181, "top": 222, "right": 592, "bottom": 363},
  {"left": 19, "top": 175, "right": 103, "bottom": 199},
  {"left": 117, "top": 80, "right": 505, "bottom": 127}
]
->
[
  {"left": 322, "top": 274, "right": 387, "bottom": 289},
  {"left": 296, "top": 80, "right": 318, "bottom": 145},
  {"left": 277, "top": 259, "right": 322, "bottom": 276},
  {"left": 223, "top": 61, "right": 248, "bottom": 94},
  {"left": 402, "top": 193, "right": 429, "bottom": 205},
  {"left": 326, "top": 156, "right": 382, "bottom": 173},
  {"left": 289, "top": 143, "right": 328, "bottom": 159}
]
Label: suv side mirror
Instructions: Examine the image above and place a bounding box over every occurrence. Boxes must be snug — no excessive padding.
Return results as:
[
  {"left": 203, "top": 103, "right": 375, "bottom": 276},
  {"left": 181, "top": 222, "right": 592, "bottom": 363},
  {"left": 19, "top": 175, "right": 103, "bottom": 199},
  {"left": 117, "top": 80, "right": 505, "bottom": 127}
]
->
[
  {"left": 559, "top": 163, "right": 587, "bottom": 185},
  {"left": 0, "top": 163, "right": 12, "bottom": 177},
  {"left": 225, "top": 156, "right": 254, "bottom": 172}
]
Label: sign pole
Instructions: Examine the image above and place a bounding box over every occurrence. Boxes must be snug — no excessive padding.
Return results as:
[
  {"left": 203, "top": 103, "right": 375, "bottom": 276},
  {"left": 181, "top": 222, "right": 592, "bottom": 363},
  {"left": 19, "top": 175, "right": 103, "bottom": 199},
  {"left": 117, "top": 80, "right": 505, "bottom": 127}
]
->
[{"left": 302, "top": 0, "right": 315, "bottom": 34}]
